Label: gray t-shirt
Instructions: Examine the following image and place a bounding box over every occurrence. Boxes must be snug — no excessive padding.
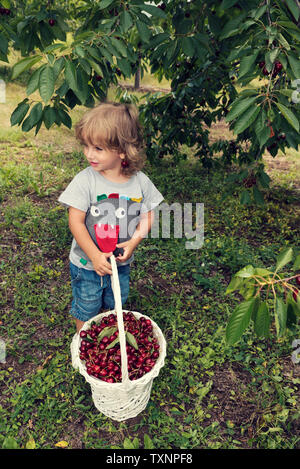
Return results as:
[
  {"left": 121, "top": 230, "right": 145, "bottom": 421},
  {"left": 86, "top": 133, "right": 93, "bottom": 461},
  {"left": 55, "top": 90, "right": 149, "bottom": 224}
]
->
[{"left": 58, "top": 167, "right": 164, "bottom": 269}]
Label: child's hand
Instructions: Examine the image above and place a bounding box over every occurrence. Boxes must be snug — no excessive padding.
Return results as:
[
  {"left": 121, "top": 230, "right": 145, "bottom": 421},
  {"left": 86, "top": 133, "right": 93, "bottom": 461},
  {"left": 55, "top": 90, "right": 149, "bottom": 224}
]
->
[
  {"left": 91, "top": 251, "right": 113, "bottom": 276},
  {"left": 115, "top": 240, "right": 135, "bottom": 263}
]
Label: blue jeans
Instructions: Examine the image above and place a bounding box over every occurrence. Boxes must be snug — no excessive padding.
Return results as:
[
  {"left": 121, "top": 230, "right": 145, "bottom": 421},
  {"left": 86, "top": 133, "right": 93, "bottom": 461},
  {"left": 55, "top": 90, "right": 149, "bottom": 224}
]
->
[{"left": 69, "top": 262, "right": 130, "bottom": 322}]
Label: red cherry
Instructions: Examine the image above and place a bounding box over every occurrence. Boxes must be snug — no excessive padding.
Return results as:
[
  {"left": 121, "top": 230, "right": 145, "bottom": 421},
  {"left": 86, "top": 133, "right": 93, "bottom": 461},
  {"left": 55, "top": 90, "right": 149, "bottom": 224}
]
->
[
  {"left": 258, "top": 61, "right": 265, "bottom": 68},
  {"left": 295, "top": 276, "right": 300, "bottom": 286},
  {"left": 293, "top": 289, "right": 299, "bottom": 302},
  {"left": 262, "top": 67, "right": 269, "bottom": 76},
  {"left": 49, "top": 19, "right": 55, "bottom": 26}
]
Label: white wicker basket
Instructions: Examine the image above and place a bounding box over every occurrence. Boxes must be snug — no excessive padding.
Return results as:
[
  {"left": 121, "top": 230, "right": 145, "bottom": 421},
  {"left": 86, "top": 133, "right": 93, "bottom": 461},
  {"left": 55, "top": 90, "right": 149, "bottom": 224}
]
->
[{"left": 71, "top": 255, "right": 167, "bottom": 421}]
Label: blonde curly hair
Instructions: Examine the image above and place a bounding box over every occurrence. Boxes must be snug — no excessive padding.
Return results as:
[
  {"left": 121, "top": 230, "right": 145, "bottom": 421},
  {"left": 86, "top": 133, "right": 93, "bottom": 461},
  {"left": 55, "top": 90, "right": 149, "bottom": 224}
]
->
[{"left": 75, "top": 102, "right": 146, "bottom": 176}]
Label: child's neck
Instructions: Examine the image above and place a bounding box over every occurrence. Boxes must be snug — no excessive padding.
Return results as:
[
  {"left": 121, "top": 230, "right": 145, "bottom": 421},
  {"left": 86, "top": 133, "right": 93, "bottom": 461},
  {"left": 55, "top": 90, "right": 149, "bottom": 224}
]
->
[{"left": 99, "top": 168, "right": 130, "bottom": 183}]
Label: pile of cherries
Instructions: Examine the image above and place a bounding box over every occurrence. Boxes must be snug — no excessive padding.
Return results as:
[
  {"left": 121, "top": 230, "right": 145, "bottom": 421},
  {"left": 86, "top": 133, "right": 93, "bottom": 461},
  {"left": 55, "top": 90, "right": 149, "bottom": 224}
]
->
[{"left": 79, "top": 311, "right": 160, "bottom": 383}]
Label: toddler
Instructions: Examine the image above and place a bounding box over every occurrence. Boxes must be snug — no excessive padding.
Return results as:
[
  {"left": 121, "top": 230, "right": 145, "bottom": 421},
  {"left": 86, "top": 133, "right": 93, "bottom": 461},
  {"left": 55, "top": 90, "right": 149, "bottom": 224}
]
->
[{"left": 58, "top": 102, "right": 164, "bottom": 333}]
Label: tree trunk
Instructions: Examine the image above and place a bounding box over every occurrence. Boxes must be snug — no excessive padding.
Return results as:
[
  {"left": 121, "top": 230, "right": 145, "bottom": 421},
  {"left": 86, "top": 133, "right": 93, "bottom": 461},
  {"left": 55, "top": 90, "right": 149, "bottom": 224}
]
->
[{"left": 134, "top": 56, "right": 141, "bottom": 90}]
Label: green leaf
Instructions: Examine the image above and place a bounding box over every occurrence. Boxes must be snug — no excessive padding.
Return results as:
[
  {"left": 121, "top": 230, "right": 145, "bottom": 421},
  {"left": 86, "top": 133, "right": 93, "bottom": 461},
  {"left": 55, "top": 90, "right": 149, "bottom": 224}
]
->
[
  {"left": 87, "top": 59, "right": 103, "bottom": 77},
  {"left": 233, "top": 105, "right": 260, "bottom": 135},
  {"left": 255, "top": 118, "right": 270, "bottom": 149},
  {"left": 181, "top": 37, "right": 195, "bottom": 57},
  {"left": 53, "top": 57, "right": 65, "bottom": 80},
  {"left": 286, "top": 297, "right": 298, "bottom": 330},
  {"left": 238, "top": 52, "right": 259, "bottom": 78},
  {"left": 146, "top": 32, "right": 169, "bottom": 50},
  {"left": 11, "top": 55, "right": 43, "bottom": 80},
  {"left": 292, "top": 290, "right": 300, "bottom": 313},
  {"left": 274, "top": 297, "right": 287, "bottom": 338},
  {"left": 219, "top": 14, "right": 246, "bottom": 40},
  {"left": 278, "top": 33, "right": 291, "bottom": 50},
  {"left": 235, "top": 265, "right": 255, "bottom": 278},
  {"left": 292, "top": 254, "right": 300, "bottom": 270},
  {"left": 225, "top": 96, "right": 258, "bottom": 122},
  {"left": 269, "top": 48, "right": 279, "bottom": 64},
  {"left": 254, "top": 301, "right": 270, "bottom": 338},
  {"left": 287, "top": 54, "right": 300, "bottom": 79},
  {"left": 106, "top": 337, "right": 120, "bottom": 349},
  {"left": 0, "top": 34, "right": 8, "bottom": 57},
  {"left": 22, "top": 102, "right": 43, "bottom": 132},
  {"left": 64, "top": 60, "right": 77, "bottom": 91},
  {"left": 98, "top": 0, "right": 115, "bottom": 10},
  {"left": 57, "top": 108, "right": 72, "bottom": 129},
  {"left": 253, "top": 267, "right": 273, "bottom": 277},
  {"left": 117, "top": 58, "right": 132, "bottom": 77},
  {"left": 110, "top": 37, "right": 128, "bottom": 57},
  {"left": 138, "top": 3, "right": 167, "bottom": 18},
  {"left": 120, "top": 10, "right": 133, "bottom": 33},
  {"left": 275, "top": 247, "right": 293, "bottom": 272},
  {"left": 97, "top": 326, "right": 117, "bottom": 343},
  {"left": 99, "top": 46, "right": 113, "bottom": 63},
  {"left": 74, "top": 67, "right": 89, "bottom": 104},
  {"left": 123, "top": 437, "right": 137, "bottom": 450},
  {"left": 286, "top": 0, "right": 300, "bottom": 21},
  {"left": 240, "top": 189, "right": 251, "bottom": 205},
  {"left": 25, "top": 437, "right": 36, "bottom": 450},
  {"left": 2, "top": 437, "right": 19, "bottom": 449},
  {"left": 10, "top": 100, "right": 30, "bottom": 126},
  {"left": 252, "top": 185, "right": 265, "bottom": 206},
  {"left": 225, "top": 276, "right": 244, "bottom": 294},
  {"left": 136, "top": 20, "right": 151, "bottom": 43},
  {"left": 26, "top": 66, "right": 44, "bottom": 96},
  {"left": 240, "top": 284, "right": 256, "bottom": 300},
  {"left": 126, "top": 331, "right": 139, "bottom": 350},
  {"left": 43, "top": 106, "right": 57, "bottom": 129},
  {"left": 275, "top": 102, "right": 299, "bottom": 132},
  {"left": 39, "top": 65, "right": 55, "bottom": 104},
  {"left": 226, "top": 298, "right": 258, "bottom": 345},
  {"left": 144, "top": 434, "right": 155, "bottom": 449},
  {"left": 221, "top": 0, "right": 238, "bottom": 8},
  {"left": 258, "top": 170, "right": 271, "bottom": 188},
  {"left": 252, "top": 5, "right": 268, "bottom": 20}
]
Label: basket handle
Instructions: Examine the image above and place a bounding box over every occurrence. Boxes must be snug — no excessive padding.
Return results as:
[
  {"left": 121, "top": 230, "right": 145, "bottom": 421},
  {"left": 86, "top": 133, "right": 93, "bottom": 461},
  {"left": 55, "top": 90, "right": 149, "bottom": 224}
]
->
[{"left": 110, "top": 254, "right": 130, "bottom": 385}]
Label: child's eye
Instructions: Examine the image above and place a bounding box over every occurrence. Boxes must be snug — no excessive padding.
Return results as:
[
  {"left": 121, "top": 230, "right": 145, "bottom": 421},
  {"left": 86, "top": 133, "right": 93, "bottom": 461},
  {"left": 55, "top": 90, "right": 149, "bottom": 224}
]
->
[{"left": 95, "top": 146, "right": 103, "bottom": 151}]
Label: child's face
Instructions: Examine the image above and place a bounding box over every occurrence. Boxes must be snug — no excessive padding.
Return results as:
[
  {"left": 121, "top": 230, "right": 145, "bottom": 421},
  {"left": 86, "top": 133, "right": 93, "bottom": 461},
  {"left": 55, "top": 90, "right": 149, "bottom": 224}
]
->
[{"left": 82, "top": 141, "right": 124, "bottom": 173}]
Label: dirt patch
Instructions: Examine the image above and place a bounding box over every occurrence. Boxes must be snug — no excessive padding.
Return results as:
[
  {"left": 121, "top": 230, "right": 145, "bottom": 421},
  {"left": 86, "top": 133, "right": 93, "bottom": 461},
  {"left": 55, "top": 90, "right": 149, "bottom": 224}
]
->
[{"left": 119, "top": 83, "right": 171, "bottom": 94}]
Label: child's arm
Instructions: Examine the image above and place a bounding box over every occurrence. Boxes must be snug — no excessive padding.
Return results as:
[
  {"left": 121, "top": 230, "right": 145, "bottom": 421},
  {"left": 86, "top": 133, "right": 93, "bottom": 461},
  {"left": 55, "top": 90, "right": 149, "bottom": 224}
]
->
[
  {"left": 68, "top": 207, "right": 112, "bottom": 275},
  {"left": 116, "top": 210, "right": 154, "bottom": 262}
]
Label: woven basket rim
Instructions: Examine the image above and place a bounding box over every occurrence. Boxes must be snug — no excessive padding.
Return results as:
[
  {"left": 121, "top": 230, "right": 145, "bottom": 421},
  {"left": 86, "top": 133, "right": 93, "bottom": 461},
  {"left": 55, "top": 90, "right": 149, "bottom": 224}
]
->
[{"left": 76, "top": 309, "right": 166, "bottom": 388}]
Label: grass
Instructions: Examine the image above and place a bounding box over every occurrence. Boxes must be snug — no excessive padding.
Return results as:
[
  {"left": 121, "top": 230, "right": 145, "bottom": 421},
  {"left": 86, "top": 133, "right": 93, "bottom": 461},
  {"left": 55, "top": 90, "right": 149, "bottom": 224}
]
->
[{"left": 0, "top": 77, "right": 300, "bottom": 450}]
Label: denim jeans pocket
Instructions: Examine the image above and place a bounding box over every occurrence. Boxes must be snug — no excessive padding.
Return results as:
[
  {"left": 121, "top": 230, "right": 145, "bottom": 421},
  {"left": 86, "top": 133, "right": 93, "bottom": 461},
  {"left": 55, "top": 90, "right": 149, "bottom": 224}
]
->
[{"left": 70, "top": 262, "right": 81, "bottom": 284}]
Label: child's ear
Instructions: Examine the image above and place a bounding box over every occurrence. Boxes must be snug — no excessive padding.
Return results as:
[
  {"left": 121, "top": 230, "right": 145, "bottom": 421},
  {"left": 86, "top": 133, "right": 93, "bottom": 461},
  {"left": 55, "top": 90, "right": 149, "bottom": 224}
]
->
[{"left": 119, "top": 152, "right": 126, "bottom": 160}]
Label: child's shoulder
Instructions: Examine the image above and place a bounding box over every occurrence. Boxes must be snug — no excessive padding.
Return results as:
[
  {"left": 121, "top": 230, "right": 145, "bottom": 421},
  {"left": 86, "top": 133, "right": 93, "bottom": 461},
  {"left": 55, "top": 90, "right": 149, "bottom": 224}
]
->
[
  {"left": 72, "top": 166, "right": 94, "bottom": 182},
  {"left": 136, "top": 170, "right": 152, "bottom": 184}
]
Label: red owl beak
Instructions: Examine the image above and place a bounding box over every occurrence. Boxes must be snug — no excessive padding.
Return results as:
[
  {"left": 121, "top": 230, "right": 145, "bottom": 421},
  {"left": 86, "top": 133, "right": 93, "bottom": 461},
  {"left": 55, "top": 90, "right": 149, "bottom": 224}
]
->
[{"left": 94, "top": 223, "right": 120, "bottom": 253}]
